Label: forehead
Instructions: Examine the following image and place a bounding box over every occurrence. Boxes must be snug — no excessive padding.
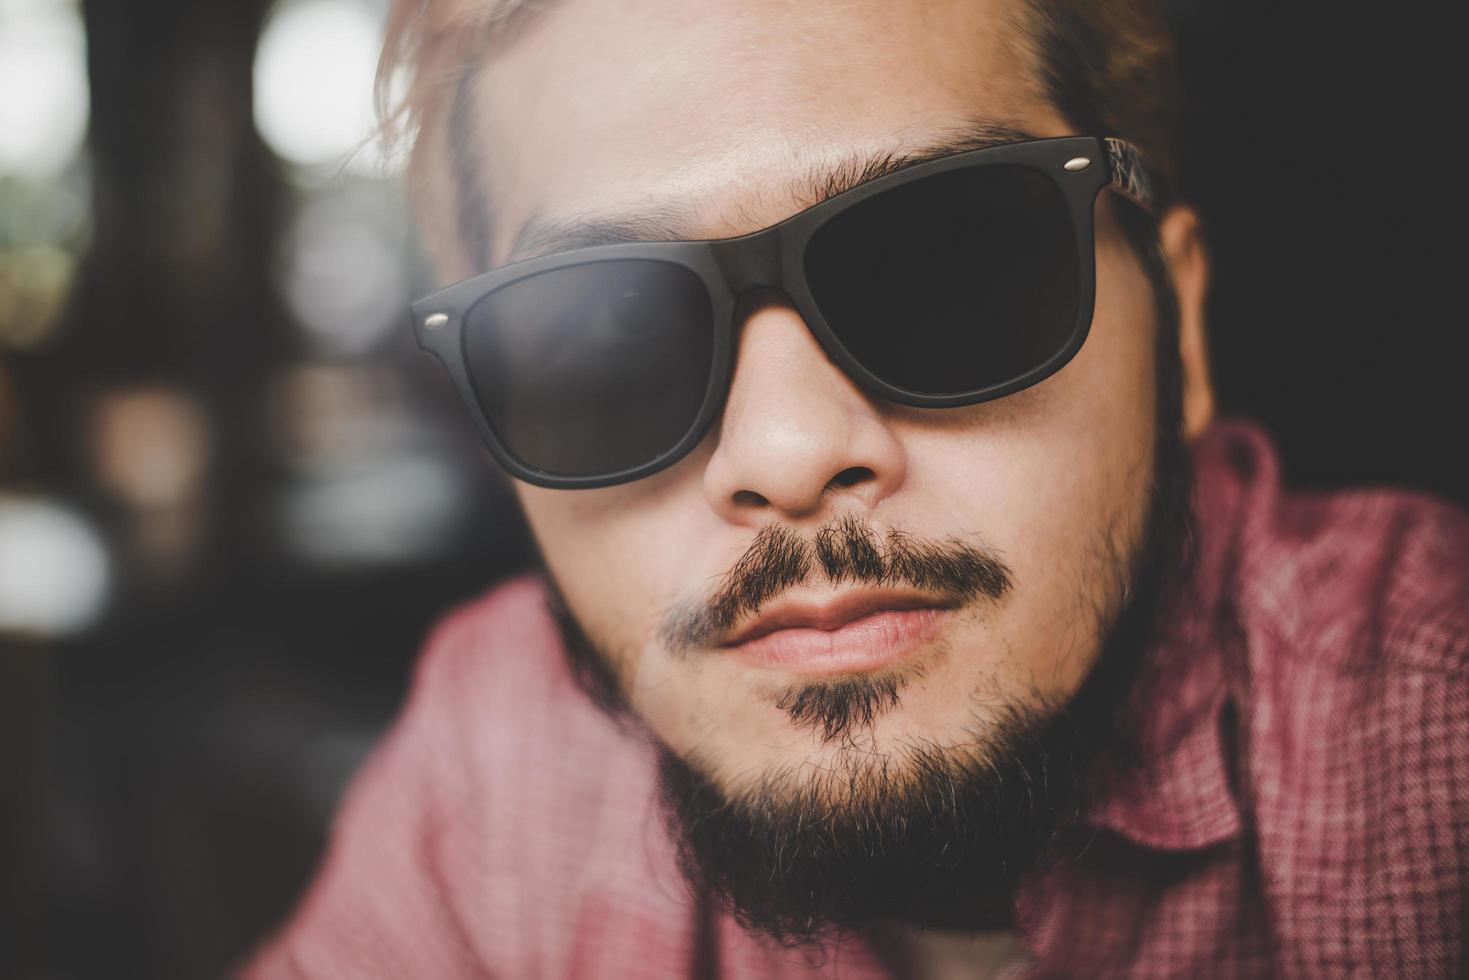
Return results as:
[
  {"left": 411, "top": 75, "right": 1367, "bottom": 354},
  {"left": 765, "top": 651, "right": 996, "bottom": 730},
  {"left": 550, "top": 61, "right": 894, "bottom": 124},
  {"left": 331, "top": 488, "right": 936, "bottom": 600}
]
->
[{"left": 468, "top": 0, "right": 1067, "bottom": 264}]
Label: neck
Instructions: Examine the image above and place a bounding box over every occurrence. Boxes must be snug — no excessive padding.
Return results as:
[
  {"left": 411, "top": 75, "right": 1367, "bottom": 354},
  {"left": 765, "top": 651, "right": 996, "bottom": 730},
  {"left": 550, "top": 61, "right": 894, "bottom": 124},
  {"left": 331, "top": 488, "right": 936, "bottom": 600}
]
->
[{"left": 873, "top": 922, "right": 1028, "bottom": 980}]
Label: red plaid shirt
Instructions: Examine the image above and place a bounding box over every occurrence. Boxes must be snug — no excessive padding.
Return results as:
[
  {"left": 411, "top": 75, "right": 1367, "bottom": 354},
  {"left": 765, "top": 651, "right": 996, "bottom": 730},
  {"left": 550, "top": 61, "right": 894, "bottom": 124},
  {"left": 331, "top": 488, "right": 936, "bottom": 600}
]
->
[{"left": 243, "top": 421, "right": 1469, "bottom": 978}]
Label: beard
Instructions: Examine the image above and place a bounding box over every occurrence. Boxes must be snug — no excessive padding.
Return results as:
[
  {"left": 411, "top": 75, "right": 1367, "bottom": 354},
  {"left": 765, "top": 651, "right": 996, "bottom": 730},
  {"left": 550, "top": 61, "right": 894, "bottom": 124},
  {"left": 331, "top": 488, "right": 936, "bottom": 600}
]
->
[{"left": 543, "top": 223, "right": 1194, "bottom": 946}]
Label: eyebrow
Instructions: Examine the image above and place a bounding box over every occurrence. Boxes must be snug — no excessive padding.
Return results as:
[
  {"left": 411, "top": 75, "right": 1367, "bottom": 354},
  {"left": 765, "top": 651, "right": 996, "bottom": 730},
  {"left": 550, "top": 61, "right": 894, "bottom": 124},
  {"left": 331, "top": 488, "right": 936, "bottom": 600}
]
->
[
  {"left": 502, "top": 122, "right": 1039, "bottom": 266},
  {"left": 450, "top": 108, "right": 1038, "bottom": 269},
  {"left": 505, "top": 204, "right": 701, "bottom": 266}
]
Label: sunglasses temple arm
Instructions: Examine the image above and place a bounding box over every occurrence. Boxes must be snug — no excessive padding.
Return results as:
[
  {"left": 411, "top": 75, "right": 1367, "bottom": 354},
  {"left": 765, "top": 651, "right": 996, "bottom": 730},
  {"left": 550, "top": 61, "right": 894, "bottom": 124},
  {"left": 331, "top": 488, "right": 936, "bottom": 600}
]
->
[{"left": 1103, "top": 137, "right": 1158, "bottom": 214}]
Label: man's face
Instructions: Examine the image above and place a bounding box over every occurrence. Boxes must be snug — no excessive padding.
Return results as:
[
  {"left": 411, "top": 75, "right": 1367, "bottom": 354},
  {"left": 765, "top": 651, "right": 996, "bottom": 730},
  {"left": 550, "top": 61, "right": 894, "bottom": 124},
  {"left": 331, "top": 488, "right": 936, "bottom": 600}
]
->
[{"left": 460, "top": 0, "right": 1169, "bottom": 931}]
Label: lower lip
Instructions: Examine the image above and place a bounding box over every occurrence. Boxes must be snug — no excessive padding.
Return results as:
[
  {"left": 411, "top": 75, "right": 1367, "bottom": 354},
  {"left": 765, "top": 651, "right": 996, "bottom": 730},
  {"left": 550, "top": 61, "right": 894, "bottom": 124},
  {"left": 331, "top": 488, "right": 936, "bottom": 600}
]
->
[{"left": 727, "top": 608, "right": 952, "bottom": 676}]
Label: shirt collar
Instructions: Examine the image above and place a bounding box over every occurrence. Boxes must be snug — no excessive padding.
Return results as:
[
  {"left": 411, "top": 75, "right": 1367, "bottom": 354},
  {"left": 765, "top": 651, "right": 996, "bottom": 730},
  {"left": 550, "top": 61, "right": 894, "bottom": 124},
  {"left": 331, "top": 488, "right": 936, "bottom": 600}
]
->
[{"left": 1079, "top": 420, "right": 1276, "bottom": 852}]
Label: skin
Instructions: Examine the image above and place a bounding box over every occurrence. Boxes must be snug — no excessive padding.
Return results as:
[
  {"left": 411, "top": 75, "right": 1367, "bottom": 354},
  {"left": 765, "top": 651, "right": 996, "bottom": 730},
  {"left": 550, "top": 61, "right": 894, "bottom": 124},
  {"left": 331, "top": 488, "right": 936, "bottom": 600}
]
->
[{"left": 433, "top": 0, "right": 1213, "bottom": 956}]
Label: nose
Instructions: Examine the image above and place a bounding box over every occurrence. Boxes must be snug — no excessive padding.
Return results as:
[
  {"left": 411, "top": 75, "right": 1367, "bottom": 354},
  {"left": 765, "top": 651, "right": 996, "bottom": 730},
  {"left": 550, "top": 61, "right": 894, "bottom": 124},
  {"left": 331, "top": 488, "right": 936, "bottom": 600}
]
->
[{"left": 702, "top": 292, "right": 907, "bottom": 525}]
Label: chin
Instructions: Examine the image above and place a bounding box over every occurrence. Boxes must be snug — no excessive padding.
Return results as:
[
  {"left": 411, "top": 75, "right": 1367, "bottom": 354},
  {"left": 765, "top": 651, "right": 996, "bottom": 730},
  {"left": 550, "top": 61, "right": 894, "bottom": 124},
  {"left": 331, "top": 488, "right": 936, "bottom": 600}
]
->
[
  {"left": 653, "top": 689, "right": 1079, "bottom": 943},
  {"left": 695, "top": 688, "right": 1035, "bottom": 804}
]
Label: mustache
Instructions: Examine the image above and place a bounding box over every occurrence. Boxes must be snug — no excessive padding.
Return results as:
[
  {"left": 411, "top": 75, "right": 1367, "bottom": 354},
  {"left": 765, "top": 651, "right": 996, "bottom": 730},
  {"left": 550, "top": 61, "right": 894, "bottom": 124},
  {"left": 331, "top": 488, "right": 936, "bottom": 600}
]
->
[{"left": 660, "top": 514, "right": 1013, "bottom": 652}]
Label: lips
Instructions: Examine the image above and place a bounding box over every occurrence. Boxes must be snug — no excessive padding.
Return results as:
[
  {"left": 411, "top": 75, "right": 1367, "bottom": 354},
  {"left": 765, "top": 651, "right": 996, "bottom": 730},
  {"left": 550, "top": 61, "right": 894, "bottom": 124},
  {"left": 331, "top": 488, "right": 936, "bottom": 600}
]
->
[{"left": 720, "top": 588, "right": 958, "bottom": 675}]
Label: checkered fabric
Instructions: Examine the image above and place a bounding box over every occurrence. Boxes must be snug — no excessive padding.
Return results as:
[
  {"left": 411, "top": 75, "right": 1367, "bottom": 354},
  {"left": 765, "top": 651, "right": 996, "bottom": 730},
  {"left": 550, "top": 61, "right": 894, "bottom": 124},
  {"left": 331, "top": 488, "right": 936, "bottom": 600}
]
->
[{"left": 241, "top": 421, "right": 1469, "bottom": 978}]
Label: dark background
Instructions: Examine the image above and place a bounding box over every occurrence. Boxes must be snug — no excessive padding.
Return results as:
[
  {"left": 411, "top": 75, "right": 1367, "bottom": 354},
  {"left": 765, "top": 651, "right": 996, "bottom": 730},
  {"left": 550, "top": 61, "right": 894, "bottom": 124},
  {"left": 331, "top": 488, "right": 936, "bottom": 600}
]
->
[{"left": 1, "top": 1, "right": 1464, "bottom": 977}]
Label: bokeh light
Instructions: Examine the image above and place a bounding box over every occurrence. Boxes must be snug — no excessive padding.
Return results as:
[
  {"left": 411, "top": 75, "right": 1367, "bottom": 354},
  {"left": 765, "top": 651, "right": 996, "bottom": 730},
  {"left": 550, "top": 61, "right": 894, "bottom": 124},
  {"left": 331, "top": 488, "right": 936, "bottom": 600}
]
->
[
  {"left": 253, "top": 0, "right": 392, "bottom": 175},
  {"left": 278, "top": 181, "right": 409, "bottom": 355},
  {"left": 0, "top": 496, "right": 110, "bottom": 637},
  {"left": 0, "top": 243, "right": 75, "bottom": 349},
  {"left": 268, "top": 364, "right": 474, "bottom": 567},
  {"left": 0, "top": 0, "right": 90, "bottom": 179},
  {"left": 88, "top": 386, "right": 211, "bottom": 511}
]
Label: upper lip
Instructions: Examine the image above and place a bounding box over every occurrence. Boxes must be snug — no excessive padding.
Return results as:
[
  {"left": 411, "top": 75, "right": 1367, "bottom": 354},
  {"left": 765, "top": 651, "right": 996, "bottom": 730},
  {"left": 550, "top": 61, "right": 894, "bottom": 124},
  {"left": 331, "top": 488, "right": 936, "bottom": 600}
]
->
[{"left": 720, "top": 588, "right": 958, "bottom": 647}]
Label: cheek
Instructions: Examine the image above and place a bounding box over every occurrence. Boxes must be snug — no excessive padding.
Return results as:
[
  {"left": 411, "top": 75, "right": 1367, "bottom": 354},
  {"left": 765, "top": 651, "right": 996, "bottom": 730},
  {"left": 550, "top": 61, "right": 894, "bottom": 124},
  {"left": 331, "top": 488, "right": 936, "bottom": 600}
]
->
[
  {"left": 894, "top": 232, "right": 1159, "bottom": 676},
  {"left": 515, "top": 466, "right": 727, "bottom": 665},
  {"left": 520, "top": 476, "right": 745, "bottom": 748}
]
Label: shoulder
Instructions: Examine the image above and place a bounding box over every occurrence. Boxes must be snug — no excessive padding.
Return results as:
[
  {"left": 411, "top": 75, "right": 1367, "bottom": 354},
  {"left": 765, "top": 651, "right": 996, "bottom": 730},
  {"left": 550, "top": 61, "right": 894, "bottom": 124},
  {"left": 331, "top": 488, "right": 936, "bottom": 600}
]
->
[
  {"left": 1207, "top": 424, "right": 1469, "bottom": 811},
  {"left": 1196, "top": 424, "right": 1469, "bottom": 972},
  {"left": 415, "top": 571, "right": 567, "bottom": 693},
  {"left": 1252, "top": 486, "right": 1469, "bottom": 672},
  {"left": 408, "top": 571, "right": 655, "bottom": 814},
  {"left": 410, "top": 575, "right": 693, "bottom": 968},
  {"left": 1201, "top": 422, "right": 1469, "bottom": 674},
  {"left": 241, "top": 574, "right": 686, "bottom": 978}
]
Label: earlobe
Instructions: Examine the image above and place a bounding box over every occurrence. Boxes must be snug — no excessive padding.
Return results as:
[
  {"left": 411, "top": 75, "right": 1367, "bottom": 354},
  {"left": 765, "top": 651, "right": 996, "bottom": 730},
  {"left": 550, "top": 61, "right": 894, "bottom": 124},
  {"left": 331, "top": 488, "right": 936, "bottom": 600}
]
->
[{"left": 1158, "top": 206, "right": 1215, "bottom": 440}]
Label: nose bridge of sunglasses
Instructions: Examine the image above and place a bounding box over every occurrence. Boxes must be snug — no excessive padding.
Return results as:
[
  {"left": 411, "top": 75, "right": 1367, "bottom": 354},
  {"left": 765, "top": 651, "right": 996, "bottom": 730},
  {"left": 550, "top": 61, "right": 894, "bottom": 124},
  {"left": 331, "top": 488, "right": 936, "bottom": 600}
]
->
[
  {"left": 710, "top": 227, "right": 784, "bottom": 295},
  {"left": 711, "top": 227, "right": 820, "bottom": 348}
]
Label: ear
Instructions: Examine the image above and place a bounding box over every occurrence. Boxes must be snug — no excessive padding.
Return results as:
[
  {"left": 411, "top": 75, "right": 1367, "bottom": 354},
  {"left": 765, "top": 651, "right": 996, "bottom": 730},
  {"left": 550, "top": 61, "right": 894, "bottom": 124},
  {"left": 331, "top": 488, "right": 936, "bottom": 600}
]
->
[{"left": 1157, "top": 205, "right": 1215, "bottom": 440}]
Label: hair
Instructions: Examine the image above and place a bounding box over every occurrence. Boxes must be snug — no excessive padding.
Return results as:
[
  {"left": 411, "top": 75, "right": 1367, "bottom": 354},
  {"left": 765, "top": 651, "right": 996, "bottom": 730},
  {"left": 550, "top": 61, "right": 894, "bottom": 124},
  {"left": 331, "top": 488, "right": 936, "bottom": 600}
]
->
[
  {"left": 1016, "top": 0, "right": 1181, "bottom": 200},
  {"left": 374, "top": 0, "right": 1183, "bottom": 270}
]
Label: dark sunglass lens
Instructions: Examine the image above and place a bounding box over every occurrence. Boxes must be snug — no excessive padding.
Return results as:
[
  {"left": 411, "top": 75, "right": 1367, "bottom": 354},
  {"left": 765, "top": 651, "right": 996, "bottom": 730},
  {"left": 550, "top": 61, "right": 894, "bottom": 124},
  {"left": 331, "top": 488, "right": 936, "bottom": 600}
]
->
[
  {"left": 804, "top": 164, "right": 1079, "bottom": 396},
  {"left": 462, "top": 260, "right": 714, "bottom": 479}
]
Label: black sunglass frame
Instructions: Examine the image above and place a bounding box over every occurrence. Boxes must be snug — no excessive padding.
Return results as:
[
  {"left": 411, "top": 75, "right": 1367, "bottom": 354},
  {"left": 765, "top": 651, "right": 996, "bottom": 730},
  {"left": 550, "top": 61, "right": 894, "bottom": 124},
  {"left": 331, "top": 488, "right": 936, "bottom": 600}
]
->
[{"left": 411, "top": 135, "right": 1156, "bottom": 489}]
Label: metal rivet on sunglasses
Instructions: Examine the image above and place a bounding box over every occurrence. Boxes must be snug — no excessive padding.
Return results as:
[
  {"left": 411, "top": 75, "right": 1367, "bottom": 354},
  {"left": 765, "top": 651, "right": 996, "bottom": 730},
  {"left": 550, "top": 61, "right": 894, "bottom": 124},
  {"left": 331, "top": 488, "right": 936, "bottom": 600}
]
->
[
  {"left": 423, "top": 313, "right": 449, "bottom": 330},
  {"left": 1063, "top": 157, "right": 1092, "bottom": 172}
]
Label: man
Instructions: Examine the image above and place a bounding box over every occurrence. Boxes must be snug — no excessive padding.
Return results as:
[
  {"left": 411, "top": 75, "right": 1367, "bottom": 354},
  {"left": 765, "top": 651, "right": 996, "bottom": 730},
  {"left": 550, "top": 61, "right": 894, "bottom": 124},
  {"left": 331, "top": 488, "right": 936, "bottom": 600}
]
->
[{"left": 246, "top": 0, "right": 1469, "bottom": 975}]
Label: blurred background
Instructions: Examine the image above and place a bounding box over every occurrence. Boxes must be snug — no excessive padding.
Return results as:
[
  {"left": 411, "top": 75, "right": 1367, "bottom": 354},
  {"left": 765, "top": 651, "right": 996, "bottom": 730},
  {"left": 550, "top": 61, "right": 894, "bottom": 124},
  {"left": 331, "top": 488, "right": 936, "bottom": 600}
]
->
[{"left": 0, "top": 0, "right": 1463, "bottom": 976}]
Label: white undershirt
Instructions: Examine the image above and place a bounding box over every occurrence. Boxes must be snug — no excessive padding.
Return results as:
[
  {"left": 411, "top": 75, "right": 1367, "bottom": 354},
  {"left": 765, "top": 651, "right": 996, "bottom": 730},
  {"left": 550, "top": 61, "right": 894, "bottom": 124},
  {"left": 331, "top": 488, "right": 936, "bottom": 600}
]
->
[{"left": 875, "top": 925, "right": 1032, "bottom": 980}]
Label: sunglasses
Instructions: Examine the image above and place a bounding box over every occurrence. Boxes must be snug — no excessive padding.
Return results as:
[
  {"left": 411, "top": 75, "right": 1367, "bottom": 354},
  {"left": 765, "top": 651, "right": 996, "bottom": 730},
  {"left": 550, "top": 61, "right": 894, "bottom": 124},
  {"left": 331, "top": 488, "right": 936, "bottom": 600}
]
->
[{"left": 411, "top": 135, "right": 1156, "bottom": 489}]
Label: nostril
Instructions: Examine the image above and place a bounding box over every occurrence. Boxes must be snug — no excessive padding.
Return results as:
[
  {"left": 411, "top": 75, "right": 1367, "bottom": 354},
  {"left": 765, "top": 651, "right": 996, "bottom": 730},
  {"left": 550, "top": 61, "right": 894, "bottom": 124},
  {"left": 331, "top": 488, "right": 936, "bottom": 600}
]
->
[
  {"left": 732, "top": 489, "right": 769, "bottom": 508},
  {"left": 827, "top": 466, "right": 874, "bottom": 490}
]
